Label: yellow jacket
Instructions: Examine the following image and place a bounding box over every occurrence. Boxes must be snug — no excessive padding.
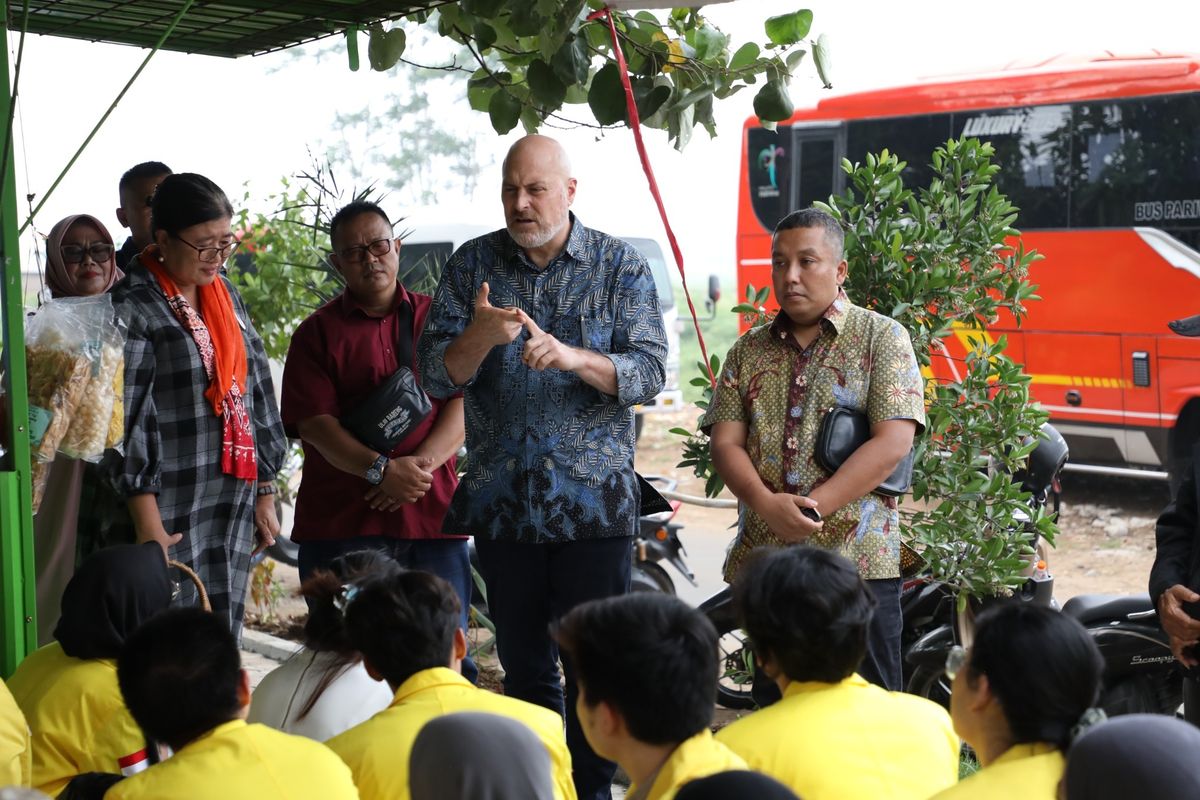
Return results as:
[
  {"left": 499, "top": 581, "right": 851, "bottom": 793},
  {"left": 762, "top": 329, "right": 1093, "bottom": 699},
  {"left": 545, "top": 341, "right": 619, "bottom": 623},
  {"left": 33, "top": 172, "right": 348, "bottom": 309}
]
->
[
  {"left": 717, "top": 673, "right": 959, "bottom": 800},
  {"left": 0, "top": 678, "right": 30, "bottom": 788},
  {"left": 629, "top": 729, "right": 747, "bottom": 800},
  {"left": 8, "top": 642, "right": 145, "bottom": 796},
  {"left": 327, "top": 667, "right": 576, "bottom": 800},
  {"left": 928, "top": 742, "right": 1063, "bottom": 800},
  {"left": 106, "top": 720, "right": 359, "bottom": 799}
]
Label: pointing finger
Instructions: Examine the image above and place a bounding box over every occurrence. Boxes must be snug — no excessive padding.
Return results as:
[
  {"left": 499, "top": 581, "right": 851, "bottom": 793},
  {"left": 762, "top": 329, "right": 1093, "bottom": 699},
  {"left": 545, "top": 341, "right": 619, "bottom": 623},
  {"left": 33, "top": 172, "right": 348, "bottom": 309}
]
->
[{"left": 475, "top": 282, "right": 492, "bottom": 308}]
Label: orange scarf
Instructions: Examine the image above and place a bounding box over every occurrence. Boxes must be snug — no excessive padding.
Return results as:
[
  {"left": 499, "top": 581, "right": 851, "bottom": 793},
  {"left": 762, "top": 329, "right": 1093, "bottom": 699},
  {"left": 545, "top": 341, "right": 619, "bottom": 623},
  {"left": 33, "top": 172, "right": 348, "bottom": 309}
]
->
[{"left": 140, "top": 249, "right": 247, "bottom": 415}]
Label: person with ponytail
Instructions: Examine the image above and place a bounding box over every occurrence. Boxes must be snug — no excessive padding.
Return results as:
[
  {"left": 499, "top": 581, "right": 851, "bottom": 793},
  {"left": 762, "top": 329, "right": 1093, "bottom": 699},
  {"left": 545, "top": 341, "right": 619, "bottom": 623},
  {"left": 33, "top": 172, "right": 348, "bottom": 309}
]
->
[
  {"left": 107, "top": 173, "right": 286, "bottom": 636},
  {"left": 930, "top": 603, "right": 1106, "bottom": 800}
]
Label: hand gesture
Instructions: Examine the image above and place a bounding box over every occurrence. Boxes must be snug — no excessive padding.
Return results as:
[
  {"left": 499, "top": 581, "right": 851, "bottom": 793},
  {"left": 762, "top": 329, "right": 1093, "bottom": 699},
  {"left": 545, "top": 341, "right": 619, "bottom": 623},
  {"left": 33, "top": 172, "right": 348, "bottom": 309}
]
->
[
  {"left": 365, "top": 456, "right": 435, "bottom": 511},
  {"left": 757, "top": 493, "right": 823, "bottom": 543},
  {"left": 519, "top": 311, "right": 583, "bottom": 372},
  {"left": 469, "top": 282, "right": 525, "bottom": 347},
  {"left": 1159, "top": 584, "right": 1200, "bottom": 667}
]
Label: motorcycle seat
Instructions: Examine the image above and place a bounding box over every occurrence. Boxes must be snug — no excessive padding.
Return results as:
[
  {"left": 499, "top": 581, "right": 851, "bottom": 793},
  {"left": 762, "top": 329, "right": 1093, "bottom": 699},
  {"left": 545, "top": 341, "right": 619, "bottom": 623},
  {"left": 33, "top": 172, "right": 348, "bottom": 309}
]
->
[{"left": 1061, "top": 593, "right": 1155, "bottom": 625}]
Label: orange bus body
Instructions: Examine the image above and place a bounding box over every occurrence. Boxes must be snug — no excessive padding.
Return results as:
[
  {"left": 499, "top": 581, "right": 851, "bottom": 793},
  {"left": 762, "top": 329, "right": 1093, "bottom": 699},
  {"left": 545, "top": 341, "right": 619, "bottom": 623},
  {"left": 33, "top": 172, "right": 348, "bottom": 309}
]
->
[{"left": 736, "top": 53, "right": 1200, "bottom": 480}]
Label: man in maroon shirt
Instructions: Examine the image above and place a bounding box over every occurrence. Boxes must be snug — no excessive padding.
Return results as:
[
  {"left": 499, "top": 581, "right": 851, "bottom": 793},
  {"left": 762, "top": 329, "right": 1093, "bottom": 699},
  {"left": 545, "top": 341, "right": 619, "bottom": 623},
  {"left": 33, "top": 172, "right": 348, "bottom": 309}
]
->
[{"left": 281, "top": 200, "right": 474, "bottom": 680}]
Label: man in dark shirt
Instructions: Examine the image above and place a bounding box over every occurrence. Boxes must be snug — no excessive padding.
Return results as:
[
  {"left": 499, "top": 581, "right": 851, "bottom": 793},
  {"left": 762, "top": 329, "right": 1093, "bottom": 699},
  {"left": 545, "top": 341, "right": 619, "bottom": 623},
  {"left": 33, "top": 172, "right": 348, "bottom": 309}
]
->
[
  {"left": 419, "top": 135, "right": 667, "bottom": 800},
  {"left": 281, "top": 201, "right": 474, "bottom": 680},
  {"left": 114, "top": 161, "right": 171, "bottom": 270}
]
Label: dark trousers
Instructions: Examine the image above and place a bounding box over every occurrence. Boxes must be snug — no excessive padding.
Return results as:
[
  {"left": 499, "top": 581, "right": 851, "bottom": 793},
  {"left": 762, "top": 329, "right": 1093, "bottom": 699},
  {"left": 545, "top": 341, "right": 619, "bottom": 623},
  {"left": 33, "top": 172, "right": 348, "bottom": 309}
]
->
[
  {"left": 298, "top": 536, "right": 478, "bottom": 684},
  {"left": 474, "top": 535, "right": 633, "bottom": 800},
  {"left": 752, "top": 576, "right": 904, "bottom": 706}
]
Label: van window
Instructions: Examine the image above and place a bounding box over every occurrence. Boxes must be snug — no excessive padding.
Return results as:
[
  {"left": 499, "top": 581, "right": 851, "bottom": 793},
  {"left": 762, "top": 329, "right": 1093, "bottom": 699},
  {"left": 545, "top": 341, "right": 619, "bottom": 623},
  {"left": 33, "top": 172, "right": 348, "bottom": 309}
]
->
[
  {"left": 398, "top": 241, "right": 453, "bottom": 294},
  {"left": 623, "top": 237, "right": 675, "bottom": 311}
]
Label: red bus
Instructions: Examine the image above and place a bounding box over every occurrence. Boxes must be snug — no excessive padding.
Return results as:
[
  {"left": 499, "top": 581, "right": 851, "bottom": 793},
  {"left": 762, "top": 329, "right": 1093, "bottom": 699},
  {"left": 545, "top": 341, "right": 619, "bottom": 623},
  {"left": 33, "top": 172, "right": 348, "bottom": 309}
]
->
[{"left": 736, "top": 52, "right": 1200, "bottom": 485}]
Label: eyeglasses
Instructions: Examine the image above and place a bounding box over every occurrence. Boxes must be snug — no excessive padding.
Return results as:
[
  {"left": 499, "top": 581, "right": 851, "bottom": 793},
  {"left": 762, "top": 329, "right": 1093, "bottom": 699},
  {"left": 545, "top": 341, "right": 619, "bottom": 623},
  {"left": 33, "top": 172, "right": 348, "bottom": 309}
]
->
[
  {"left": 337, "top": 237, "right": 394, "bottom": 264},
  {"left": 172, "top": 233, "right": 240, "bottom": 264},
  {"left": 945, "top": 645, "right": 968, "bottom": 681},
  {"left": 60, "top": 243, "right": 115, "bottom": 264}
]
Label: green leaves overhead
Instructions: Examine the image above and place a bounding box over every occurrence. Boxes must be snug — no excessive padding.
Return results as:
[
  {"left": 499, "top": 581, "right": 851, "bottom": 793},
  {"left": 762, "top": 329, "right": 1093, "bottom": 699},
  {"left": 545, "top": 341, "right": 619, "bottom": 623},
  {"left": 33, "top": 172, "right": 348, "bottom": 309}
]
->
[{"left": 345, "top": 4, "right": 826, "bottom": 150}]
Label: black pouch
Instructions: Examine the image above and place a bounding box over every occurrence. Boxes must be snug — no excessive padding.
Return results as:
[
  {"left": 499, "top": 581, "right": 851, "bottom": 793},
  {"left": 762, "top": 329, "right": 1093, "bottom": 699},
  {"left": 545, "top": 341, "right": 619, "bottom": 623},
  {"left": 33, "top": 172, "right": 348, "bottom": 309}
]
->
[{"left": 814, "top": 405, "right": 914, "bottom": 498}]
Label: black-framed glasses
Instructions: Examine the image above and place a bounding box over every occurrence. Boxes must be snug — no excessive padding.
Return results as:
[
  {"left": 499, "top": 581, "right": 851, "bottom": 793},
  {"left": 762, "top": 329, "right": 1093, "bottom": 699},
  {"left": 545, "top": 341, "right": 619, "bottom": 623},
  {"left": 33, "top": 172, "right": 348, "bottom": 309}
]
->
[
  {"left": 337, "top": 237, "right": 394, "bottom": 264},
  {"left": 60, "top": 243, "right": 115, "bottom": 264},
  {"left": 172, "top": 233, "right": 239, "bottom": 264},
  {"left": 945, "top": 644, "right": 968, "bottom": 681}
]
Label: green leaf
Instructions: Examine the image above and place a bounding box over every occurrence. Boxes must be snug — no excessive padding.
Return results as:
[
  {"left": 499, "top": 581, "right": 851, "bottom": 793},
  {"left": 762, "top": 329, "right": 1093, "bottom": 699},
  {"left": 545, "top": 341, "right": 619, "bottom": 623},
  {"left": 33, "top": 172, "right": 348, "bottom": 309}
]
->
[
  {"left": 752, "top": 78, "right": 793, "bottom": 122},
  {"left": 472, "top": 21, "right": 498, "bottom": 50},
  {"left": 551, "top": 35, "right": 590, "bottom": 86},
  {"left": 367, "top": 24, "right": 406, "bottom": 71},
  {"left": 527, "top": 59, "right": 567, "bottom": 109},
  {"left": 508, "top": 2, "right": 545, "bottom": 37},
  {"left": 462, "top": 0, "right": 505, "bottom": 18},
  {"left": 785, "top": 48, "right": 807, "bottom": 75},
  {"left": 588, "top": 63, "right": 627, "bottom": 125},
  {"left": 468, "top": 83, "right": 496, "bottom": 112},
  {"left": 635, "top": 82, "right": 672, "bottom": 119},
  {"left": 688, "top": 24, "right": 728, "bottom": 61},
  {"left": 764, "top": 10, "right": 813, "bottom": 46},
  {"left": 812, "top": 33, "right": 833, "bottom": 88},
  {"left": 488, "top": 90, "right": 523, "bottom": 134},
  {"left": 729, "top": 41, "right": 760, "bottom": 71}
]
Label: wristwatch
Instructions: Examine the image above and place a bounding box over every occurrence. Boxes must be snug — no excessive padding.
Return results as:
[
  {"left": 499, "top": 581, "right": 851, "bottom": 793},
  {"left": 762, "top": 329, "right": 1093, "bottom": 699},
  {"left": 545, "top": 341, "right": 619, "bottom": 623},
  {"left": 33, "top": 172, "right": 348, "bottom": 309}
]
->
[{"left": 365, "top": 455, "right": 389, "bottom": 486}]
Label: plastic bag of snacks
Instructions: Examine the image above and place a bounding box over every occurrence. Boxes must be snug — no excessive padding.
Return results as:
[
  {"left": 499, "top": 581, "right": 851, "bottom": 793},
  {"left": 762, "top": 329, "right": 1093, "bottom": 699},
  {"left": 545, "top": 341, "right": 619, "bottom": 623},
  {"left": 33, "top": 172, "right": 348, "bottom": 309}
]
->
[{"left": 25, "top": 295, "right": 125, "bottom": 510}]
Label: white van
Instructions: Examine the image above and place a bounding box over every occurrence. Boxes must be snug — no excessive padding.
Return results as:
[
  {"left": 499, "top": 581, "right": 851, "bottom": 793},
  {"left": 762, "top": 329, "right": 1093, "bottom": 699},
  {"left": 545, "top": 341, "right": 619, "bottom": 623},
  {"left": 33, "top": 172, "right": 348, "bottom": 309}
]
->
[{"left": 396, "top": 211, "right": 683, "bottom": 436}]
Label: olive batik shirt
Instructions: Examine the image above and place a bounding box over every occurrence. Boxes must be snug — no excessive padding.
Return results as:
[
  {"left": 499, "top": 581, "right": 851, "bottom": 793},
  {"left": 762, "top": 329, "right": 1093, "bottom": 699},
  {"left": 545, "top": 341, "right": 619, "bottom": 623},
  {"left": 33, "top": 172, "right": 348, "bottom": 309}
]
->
[{"left": 701, "top": 290, "right": 925, "bottom": 581}]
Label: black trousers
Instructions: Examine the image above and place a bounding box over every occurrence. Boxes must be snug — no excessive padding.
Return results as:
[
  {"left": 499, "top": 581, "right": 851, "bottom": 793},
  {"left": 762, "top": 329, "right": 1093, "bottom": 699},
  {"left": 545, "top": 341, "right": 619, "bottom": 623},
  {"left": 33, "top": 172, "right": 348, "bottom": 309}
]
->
[{"left": 474, "top": 535, "right": 633, "bottom": 800}]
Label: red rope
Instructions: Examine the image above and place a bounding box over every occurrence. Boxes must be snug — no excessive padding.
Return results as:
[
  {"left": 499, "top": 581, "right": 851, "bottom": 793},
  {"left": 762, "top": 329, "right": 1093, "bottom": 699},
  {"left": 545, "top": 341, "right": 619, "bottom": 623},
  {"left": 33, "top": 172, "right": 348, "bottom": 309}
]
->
[{"left": 587, "top": 7, "right": 716, "bottom": 388}]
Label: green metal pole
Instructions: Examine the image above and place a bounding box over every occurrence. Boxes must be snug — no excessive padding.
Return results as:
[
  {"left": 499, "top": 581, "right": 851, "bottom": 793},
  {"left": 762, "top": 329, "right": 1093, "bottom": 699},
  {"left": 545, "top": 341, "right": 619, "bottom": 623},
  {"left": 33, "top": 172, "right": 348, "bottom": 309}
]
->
[{"left": 0, "top": 14, "right": 37, "bottom": 676}]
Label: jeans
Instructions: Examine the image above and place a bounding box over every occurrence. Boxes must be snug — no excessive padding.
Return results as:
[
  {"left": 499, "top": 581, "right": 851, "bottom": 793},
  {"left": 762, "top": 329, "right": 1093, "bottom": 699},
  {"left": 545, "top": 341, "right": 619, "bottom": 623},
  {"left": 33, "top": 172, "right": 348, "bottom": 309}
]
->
[
  {"left": 751, "top": 576, "right": 904, "bottom": 707},
  {"left": 474, "top": 535, "right": 633, "bottom": 800},
  {"left": 297, "top": 536, "right": 478, "bottom": 684}
]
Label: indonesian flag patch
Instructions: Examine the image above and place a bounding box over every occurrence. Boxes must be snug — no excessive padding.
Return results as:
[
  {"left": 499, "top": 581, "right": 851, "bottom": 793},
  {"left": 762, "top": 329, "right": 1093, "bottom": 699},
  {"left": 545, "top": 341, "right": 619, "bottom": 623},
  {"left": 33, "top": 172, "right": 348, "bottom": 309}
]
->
[{"left": 118, "top": 749, "right": 150, "bottom": 777}]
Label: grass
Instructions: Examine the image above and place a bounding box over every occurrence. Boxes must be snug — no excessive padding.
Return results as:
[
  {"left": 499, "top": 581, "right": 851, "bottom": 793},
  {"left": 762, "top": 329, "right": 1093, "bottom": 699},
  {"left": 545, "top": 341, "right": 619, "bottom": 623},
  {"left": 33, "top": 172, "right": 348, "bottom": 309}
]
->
[{"left": 676, "top": 282, "right": 741, "bottom": 404}]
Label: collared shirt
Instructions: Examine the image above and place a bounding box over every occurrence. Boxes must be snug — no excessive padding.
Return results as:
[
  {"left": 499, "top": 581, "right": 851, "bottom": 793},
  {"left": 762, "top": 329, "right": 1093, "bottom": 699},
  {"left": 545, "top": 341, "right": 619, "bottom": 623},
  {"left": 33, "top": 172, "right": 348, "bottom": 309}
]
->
[
  {"left": 326, "top": 667, "right": 576, "bottom": 800},
  {"left": 418, "top": 215, "right": 667, "bottom": 542},
  {"left": 7, "top": 642, "right": 146, "bottom": 796},
  {"left": 282, "top": 284, "right": 463, "bottom": 542},
  {"left": 627, "top": 729, "right": 746, "bottom": 800},
  {"left": 0, "top": 678, "right": 30, "bottom": 789},
  {"left": 107, "top": 720, "right": 360, "bottom": 800},
  {"left": 716, "top": 673, "right": 959, "bottom": 800},
  {"left": 701, "top": 291, "right": 925, "bottom": 580},
  {"left": 928, "top": 742, "right": 1063, "bottom": 800}
]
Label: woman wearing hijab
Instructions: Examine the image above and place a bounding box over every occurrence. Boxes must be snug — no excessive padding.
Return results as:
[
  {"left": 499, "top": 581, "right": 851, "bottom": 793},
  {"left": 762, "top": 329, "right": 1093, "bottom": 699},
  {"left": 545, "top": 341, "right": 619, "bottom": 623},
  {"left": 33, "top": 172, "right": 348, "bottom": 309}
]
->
[
  {"left": 409, "top": 713, "right": 556, "bottom": 800},
  {"left": 7, "top": 543, "right": 172, "bottom": 796},
  {"left": 1062, "top": 714, "right": 1200, "bottom": 799},
  {"left": 675, "top": 772, "right": 801, "bottom": 800},
  {"left": 32, "top": 214, "right": 122, "bottom": 645},
  {"left": 107, "top": 173, "right": 286, "bottom": 637}
]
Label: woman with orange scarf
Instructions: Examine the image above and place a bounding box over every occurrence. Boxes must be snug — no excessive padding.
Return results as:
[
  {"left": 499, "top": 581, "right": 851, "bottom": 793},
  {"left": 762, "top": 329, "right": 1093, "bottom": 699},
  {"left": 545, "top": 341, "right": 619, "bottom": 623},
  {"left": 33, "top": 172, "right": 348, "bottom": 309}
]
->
[{"left": 108, "top": 173, "right": 286, "bottom": 636}]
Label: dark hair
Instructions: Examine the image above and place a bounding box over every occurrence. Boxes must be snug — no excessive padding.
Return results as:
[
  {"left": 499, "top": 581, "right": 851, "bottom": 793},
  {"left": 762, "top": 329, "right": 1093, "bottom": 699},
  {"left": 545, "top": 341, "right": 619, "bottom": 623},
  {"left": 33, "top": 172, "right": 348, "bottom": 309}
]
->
[
  {"left": 344, "top": 570, "right": 461, "bottom": 687},
  {"left": 149, "top": 172, "right": 233, "bottom": 236},
  {"left": 329, "top": 200, "right": 392, "bottom": 251},
  {"left": 295, "top": 550, "right": 403, "bottom": 719},
  {"left": 554, "top": 593, "right": 717, "bottom": 745},
  {"left": 60, "top": 772, "right": 125, "bottom": 800},
  {"left": 774, "top": 207, "right": 844, "bottom": 256},
  {"left": 117, "top": 607, "right": 243, "bottom": 751},
  {"left": 119, "top": 161, "right": 171, "bottom": 193},
  {"left": 733, "top": 545, "right": 875, "bottom": 683},
  {"left": 966, "top": 603, "right": 1103, "bottom": 750}
]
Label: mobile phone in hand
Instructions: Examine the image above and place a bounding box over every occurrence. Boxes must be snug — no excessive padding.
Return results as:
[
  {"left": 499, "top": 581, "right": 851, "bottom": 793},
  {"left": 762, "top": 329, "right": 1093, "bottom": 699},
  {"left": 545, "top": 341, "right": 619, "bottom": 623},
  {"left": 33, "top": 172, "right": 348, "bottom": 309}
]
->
[{"left": 800, "top": 507, "right": 822, "bottom": 523}]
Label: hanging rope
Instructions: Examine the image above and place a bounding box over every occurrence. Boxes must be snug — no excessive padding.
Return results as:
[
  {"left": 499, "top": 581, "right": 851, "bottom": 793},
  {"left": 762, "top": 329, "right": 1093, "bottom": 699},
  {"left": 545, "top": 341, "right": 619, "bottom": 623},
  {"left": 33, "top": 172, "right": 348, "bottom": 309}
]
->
[
  {"left": 585, "top": 7, "right": 716, "bottom": 388},
  {"left": 18, "top": 0, "right": 198, "bottom": 235},
  {"left": 1, "top": 0, "right": 31, "bottom": 220}
]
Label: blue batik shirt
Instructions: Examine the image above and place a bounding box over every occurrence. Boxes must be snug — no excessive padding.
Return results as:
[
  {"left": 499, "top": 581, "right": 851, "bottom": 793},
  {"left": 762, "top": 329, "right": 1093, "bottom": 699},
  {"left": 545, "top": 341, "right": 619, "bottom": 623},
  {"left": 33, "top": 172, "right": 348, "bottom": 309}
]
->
[{"left": 418, "top": 215, "right": 667, "bottom": 543}]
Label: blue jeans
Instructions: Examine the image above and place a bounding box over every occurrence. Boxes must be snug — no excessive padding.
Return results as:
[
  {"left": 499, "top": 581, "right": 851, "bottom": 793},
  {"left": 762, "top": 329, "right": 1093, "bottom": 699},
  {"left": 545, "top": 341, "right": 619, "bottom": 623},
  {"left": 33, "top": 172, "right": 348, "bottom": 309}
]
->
[
  {"left": 474, "top": 535, "right": 633, "bottom": 800},
  {"left": 298, "top": 536, "right": 477, "bottom": 684}
]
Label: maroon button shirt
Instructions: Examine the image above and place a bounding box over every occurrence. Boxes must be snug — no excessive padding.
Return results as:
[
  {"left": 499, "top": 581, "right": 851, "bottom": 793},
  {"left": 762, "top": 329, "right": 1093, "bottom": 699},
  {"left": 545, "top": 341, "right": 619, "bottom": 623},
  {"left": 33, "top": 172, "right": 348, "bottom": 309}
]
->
[{"left": 281, "top": 284, "right": 463, "bottom": 542}]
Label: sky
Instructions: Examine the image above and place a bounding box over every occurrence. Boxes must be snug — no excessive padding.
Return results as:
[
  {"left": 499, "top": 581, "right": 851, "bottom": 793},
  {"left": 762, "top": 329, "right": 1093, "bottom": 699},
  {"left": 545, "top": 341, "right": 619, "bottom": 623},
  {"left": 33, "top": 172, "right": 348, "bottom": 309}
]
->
[{"left": 7, "top": 0, "right": 1200, "bottom": 300}]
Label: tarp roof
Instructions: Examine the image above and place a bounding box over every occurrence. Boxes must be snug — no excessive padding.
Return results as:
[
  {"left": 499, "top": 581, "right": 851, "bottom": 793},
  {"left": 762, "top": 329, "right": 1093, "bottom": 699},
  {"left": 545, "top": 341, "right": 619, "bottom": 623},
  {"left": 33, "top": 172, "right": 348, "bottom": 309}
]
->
[{"left": 6, "top": 1, "right": 441, "bottom": 58}]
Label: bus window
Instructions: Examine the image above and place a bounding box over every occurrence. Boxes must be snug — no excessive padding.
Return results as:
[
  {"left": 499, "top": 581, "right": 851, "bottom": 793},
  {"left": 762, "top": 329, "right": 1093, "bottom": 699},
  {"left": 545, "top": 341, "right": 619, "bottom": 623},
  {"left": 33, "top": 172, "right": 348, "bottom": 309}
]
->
[
  {"left": 796, "top": 134, "right": 836, "bottom": 208},
  {"left": 747, "top": 126, "right": 792, "bottom": 231},
  {"left": 397, "top": 241, "right": 453, "bottom": 295},
  {"left": 846, "top": 114, "right": 953, "bottom": 195}
]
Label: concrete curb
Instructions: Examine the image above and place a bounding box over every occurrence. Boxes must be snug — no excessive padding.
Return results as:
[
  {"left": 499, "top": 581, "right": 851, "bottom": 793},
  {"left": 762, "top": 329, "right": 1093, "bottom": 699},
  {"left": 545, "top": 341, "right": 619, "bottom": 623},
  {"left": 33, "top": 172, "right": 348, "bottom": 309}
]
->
[{"left": 241, "top": 627, "right": 303, "bottom": 663}]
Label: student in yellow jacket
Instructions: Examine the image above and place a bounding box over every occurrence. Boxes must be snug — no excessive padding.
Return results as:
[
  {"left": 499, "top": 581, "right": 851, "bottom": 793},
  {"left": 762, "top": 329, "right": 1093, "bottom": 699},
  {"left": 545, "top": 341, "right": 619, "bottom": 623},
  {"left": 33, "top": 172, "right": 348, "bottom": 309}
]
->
[
  {"left": 929, "top": 604, "right": 1105, "bottom": 800},
  {"left": 8, "top": 543, "right": 172, "bottom": 795},
  {"left": 326, "top": 570, "right": 575, "bottom": 800},
  {"left": 108, "top": 608, "right": 359, "bottom": 800},
  {"left": 0, "top": 678, "right": 30, "bottom": 788},
  {"left": 554, "top": 593, "right": 746, "bottom": 800},
  {"left": 715, "top": 546, "right": 959, "bottom": 800}
]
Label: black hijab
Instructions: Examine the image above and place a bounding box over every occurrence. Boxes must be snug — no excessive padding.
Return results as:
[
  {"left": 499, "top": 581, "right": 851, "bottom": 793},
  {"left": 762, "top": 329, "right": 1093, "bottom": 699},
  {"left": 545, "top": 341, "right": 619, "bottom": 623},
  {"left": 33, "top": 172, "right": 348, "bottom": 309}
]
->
[
  {"left": 53, "top": 543, "right": 173, "bottom": 660},
  {"left": 676, "top": 771, "right": 802, "bottom": 800},
  {"left": 1064, "top": 714, "right": 1200, "bottom": 800}
]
